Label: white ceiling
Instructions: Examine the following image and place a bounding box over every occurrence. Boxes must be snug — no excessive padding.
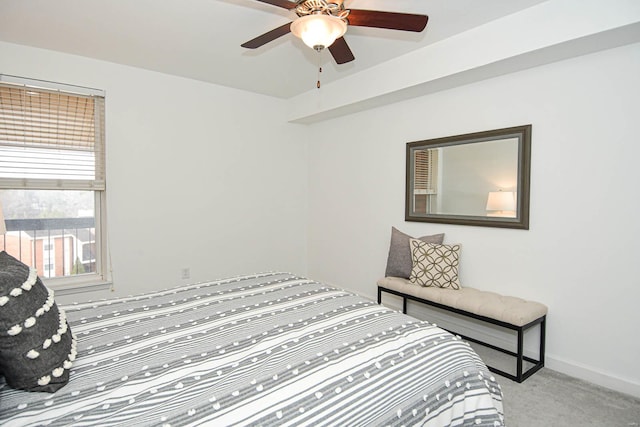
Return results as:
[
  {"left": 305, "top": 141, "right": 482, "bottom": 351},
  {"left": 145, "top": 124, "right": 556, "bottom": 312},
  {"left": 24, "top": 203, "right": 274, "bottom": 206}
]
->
[{"left": 0, "top": 0, "right": 548, "bottom": 99}]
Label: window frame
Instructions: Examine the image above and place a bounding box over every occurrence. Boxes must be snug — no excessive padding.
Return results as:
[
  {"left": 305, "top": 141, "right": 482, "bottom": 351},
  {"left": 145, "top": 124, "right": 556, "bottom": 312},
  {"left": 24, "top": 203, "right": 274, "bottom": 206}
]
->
[{"left": 0, "top": 75, "right": 110, "bottom": 293}]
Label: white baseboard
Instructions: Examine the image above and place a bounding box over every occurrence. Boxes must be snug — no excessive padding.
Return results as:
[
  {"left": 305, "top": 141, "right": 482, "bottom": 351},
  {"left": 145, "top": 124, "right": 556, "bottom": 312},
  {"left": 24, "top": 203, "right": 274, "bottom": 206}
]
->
[{"left": 545, "top": 354, "right": 640, "bottom": 399}]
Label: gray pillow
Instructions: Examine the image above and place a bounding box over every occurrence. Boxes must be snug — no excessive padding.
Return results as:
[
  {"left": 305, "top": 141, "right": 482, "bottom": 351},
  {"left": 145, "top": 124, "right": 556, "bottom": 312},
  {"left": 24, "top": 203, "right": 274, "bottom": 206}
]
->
[
  {"left": 384, "top": 227, "right": 444, "bottom": 278},
  {"left": 0, "top": 251, "right": 76, "bottom": 392}
]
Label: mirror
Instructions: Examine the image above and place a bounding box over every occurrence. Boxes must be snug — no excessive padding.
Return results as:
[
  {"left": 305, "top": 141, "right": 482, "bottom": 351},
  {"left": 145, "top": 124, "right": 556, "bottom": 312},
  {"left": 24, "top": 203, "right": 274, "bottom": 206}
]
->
[{"left": 406, "top": 125, "right": 531, "bottom": 229}]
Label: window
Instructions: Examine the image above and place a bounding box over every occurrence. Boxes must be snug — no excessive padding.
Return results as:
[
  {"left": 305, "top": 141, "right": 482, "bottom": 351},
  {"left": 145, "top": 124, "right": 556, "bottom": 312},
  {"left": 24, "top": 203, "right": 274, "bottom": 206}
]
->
[
  {"left": 412, "top": 148, "right": 439, "bottom": 214},
  {"left": 0, "top": 75, "right": 107, "bottom": 288}
]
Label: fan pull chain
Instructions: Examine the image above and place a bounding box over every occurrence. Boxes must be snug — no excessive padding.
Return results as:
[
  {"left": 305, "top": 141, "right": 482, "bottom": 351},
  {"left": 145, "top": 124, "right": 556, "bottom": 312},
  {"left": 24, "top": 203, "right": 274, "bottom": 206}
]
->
[{"left": 316, "top": 49, "right": 322, "bottom": 89}]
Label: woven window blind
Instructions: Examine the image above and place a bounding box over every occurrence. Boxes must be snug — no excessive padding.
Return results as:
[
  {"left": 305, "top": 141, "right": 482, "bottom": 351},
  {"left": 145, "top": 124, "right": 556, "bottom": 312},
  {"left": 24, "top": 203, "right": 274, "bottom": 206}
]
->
[{"left": 0, "top": 80, "right": 105, "bottom": 191}]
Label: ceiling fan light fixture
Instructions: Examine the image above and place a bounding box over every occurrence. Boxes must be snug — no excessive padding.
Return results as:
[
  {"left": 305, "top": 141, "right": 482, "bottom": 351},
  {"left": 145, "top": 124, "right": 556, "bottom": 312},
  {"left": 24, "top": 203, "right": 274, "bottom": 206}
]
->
[{"left": 290, "top": 14, "right": 347, "bottom": 51}]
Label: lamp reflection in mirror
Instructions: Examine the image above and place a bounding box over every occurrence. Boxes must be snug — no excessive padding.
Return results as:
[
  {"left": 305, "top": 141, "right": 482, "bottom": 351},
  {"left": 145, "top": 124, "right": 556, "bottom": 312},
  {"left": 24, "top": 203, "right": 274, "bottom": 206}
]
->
[
  {"left": 486, "top": 191, "right": 516, "bottom": 218},
  {"left": 290, "top": 14, "right": 347, "bottom": 51}
]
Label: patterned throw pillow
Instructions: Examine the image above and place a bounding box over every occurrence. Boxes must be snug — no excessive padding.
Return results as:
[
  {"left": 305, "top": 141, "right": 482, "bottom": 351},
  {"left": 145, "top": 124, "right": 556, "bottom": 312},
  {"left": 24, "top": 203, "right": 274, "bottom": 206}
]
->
[
  {"left": 0, "top": 251, "right": 77, "bottom": 392},
  {"left": 385, "top": 227, "right": 445, "bottom": 278},
  {"left": 409, "top": 239, "right": 461, "bottom": 289}
]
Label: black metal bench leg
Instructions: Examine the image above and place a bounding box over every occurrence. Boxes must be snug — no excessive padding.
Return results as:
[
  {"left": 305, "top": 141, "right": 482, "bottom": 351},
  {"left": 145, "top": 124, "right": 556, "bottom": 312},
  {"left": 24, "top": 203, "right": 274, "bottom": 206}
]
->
[
  {"left": 379, "top": 287, "right": 408, "bottom": 314},
  {"left": 540, "top": 317, "right": 546, "bottom": 365},
  {"left": 517, "top": 327, "right": 524, "bottom": 382}
]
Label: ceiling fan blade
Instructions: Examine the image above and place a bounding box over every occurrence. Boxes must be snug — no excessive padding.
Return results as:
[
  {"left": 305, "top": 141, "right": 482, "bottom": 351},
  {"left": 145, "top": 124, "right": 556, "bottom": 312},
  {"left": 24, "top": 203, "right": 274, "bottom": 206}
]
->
[
  {"left": 347, "top": 9, "right": 428, "bottom": 32},
  {"left": 241, "top": 22, "right": 292, "bottom": 49},
  {"left": 328, "top": 37, "right": 355, "bottom": 64},
  {"left": 251, "top": 0, "right": 297, "bottom": 10}
]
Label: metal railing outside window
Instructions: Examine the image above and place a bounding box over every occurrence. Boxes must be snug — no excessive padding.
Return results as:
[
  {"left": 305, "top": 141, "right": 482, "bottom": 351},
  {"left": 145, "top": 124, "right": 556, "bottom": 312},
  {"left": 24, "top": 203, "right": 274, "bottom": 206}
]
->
[{"left": 1, "top": 217, "right": 96, "bottom": 279}]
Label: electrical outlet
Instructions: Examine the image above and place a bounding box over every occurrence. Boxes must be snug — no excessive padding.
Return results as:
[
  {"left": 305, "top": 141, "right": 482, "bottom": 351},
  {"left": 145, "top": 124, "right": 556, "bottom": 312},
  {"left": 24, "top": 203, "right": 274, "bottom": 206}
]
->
[{"left": 181, "top": 268, "right": 190, "bottom": 279}]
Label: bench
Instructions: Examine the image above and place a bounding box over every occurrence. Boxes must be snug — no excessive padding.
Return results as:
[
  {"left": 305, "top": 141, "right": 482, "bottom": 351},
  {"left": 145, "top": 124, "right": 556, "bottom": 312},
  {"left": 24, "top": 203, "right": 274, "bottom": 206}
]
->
[{"left": 377, "top": 277, "right": 547, "bottom": 383}]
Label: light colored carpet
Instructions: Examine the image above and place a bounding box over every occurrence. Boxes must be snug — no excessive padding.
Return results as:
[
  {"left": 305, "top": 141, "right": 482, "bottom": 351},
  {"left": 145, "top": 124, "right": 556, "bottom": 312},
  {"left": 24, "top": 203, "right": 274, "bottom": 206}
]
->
[
  {"left": 467, "top": 341, "right": 640, "bottom": 426},
  {"left": 496, "top": 368, "right": 640, "bottom": 427}
]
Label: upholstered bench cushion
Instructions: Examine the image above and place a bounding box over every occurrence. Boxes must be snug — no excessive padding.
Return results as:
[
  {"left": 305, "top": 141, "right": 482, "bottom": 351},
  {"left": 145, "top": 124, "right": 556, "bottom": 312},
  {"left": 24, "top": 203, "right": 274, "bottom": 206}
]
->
[{"left": 377, "top": 277, "right": 548, "bottom": 327}]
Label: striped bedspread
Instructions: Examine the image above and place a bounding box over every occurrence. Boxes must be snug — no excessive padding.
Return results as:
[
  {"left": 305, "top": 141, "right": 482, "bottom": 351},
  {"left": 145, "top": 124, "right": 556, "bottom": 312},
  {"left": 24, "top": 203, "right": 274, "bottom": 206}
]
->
[{"left": 0, "top": 272, "right": 504, "bottom": 426}]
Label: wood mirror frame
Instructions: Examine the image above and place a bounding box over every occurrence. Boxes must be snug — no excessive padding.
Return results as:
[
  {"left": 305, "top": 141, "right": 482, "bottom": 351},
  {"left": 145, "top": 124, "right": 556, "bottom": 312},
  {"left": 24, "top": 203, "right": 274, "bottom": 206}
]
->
[{"left": 405, "top": 125, "right": 531, "bottom": 230}]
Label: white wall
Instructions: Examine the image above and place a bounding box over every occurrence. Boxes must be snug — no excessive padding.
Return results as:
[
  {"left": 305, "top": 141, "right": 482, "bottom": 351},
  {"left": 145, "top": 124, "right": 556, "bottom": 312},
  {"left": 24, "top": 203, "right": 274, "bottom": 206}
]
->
[
  {"left": 307, "top": 42, "right": 640, "bottom": 397},
  {"left": 0, "top": 41, "right": 309, "bottom": 299},
  {"left": 2, "top": 37, "right": 639, "bottom": 398}
]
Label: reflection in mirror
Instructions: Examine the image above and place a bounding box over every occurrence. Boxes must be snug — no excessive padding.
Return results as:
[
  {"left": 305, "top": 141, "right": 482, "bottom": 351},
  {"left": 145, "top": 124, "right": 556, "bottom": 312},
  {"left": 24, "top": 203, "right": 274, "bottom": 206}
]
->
[{"left": 406, "top": 125, "right": 531, "bottom": 229}]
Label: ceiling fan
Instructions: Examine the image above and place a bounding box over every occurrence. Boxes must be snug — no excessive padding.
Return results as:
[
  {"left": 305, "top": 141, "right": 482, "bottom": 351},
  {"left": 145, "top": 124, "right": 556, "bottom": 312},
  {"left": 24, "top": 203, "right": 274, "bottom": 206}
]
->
[{"left": 241, "top": 0, "right": 428, "bottom": 65}]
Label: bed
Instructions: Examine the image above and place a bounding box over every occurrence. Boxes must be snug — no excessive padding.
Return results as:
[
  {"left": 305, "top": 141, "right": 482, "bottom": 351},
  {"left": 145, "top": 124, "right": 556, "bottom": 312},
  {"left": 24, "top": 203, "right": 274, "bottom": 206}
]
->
[{"left": 0, "top": 272, "right": 504, "bottom": 426}]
